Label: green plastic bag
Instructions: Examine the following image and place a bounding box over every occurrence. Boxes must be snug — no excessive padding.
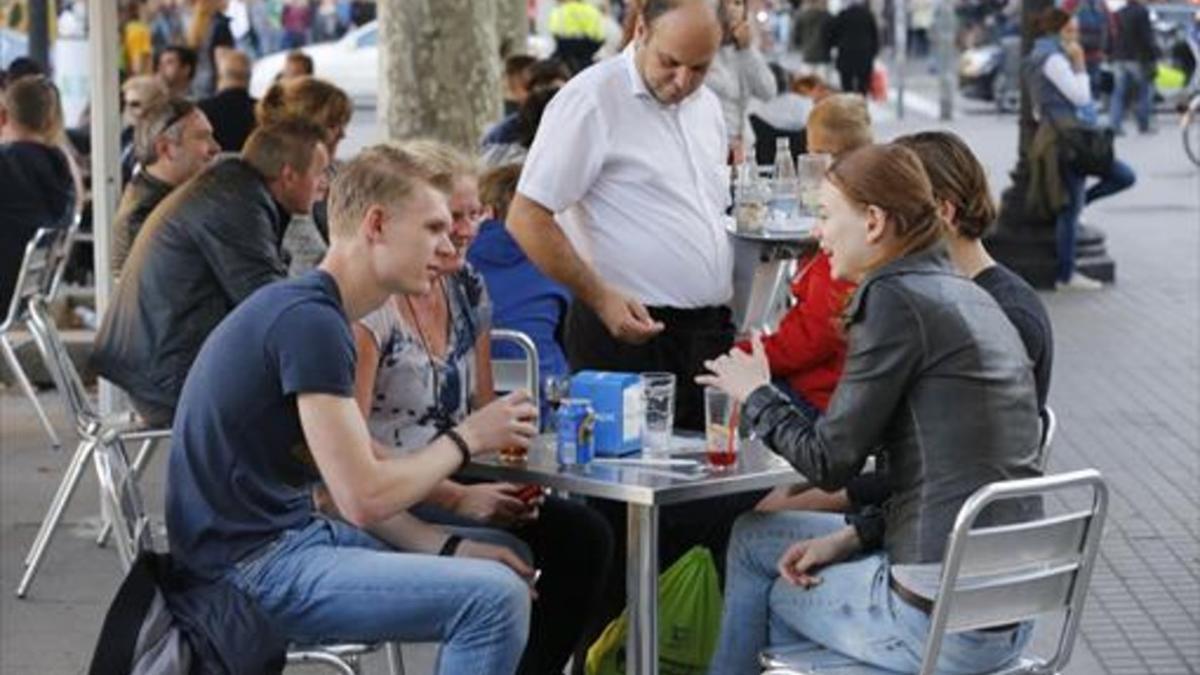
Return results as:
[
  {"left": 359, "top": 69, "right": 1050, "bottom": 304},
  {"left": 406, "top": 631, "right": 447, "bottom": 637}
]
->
[{"left": 586, "top": 546, "right": 723, "bottom": 675}]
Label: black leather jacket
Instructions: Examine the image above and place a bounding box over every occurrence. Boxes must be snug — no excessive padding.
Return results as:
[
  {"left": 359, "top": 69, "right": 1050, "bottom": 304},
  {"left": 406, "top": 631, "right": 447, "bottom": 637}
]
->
[
  {"left": 743, "top": 247, "right": 1043, "bottom": 564},
  {"left": 93, "top": 158, "right": 288, "bottom": 411},
  {"left": 111, "top": 170, "right": 174, "bottom": 274}
]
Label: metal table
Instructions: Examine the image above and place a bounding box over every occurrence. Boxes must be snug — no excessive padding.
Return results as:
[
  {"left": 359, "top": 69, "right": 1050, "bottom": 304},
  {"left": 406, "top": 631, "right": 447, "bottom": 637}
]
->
[
  {"left": 463, "top": 435, "right": 800, "bottom": 675},
  {"left": 729, "top": 222, "right": 819, "bottom": 335}
]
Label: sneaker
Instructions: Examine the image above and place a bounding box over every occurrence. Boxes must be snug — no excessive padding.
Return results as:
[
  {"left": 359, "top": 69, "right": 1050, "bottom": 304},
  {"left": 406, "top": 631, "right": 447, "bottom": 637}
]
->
[{"left": 1056, "top": 273, "right": 1105, "bottom": 291}]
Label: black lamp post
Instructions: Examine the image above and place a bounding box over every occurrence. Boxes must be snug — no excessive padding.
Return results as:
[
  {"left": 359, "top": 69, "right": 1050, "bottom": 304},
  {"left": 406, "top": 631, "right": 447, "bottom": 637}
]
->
[{"left": 987, "top": 0, "right": 1116, "bottom": 289}]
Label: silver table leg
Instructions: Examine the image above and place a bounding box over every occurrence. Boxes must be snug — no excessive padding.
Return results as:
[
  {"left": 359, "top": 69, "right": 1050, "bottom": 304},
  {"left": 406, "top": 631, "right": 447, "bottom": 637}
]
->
[{"left": 627, "top": 503, "right": 659, "bottom": 675}]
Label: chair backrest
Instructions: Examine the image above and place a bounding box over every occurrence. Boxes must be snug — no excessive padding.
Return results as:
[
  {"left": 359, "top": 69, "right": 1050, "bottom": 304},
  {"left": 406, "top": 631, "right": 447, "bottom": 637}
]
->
[
  {"left": 490, "top": 328, "right": 540, "bottom": 408},
  {"left": 46, "top": 212, "right": 83, "bottom": 303},
  {"left": 25, "top": 295, "right": 99, "bottom": 433},
  {"left": 1038, "top": 406, "right": 1058, "bottom": 471},
  {"left": 919, "top": 469, "right": 1108, "bottom": 675},
  {"left": 1, "top": 228, "right": 67, "bottom": 332},
  {"left": 93, "top": 437, "right": 154, "bottom": 572}
]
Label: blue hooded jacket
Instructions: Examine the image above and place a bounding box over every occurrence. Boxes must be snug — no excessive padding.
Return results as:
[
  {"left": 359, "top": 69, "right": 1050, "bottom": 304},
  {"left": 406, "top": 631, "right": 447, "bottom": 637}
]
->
[{"left": 467, "top": 219, "right": 572, "bottom": 413}]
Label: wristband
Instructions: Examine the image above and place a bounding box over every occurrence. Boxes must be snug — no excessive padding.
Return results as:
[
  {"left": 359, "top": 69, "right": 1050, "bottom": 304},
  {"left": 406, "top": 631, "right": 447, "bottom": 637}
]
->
[
  {"left": 440, "top": 428, "right": 472, "bottom": 469},
  {"left": 439, "top": 534, "right": 464, "bottom": 557}
]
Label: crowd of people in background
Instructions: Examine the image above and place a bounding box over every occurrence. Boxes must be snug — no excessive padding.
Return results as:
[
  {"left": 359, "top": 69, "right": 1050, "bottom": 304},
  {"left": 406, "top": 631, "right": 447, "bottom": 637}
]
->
[{"left": 0, "top": 0, "right": 1153, "bottom": 672}]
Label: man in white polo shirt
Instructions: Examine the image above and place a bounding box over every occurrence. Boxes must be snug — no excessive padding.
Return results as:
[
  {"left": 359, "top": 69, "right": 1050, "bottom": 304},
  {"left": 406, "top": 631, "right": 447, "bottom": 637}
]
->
[
  {"left": 508, "top": 0, "right": 733, "bottom": 432},
  {"left": 509, "top": 0, "right": 766, "bottom": 639}
]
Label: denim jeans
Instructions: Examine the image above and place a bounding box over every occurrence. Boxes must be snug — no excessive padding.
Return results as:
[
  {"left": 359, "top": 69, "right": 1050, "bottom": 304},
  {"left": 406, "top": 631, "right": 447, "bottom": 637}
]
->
[
  {"left": 709, "top": 512, "right": 1033, "bottom": 675},
  {"left": 224, "top": 517, "right": 531, "bottom": 675},
  {"left": 1056, "top": 158, "right": 1137, "bottom": 281},
  {"left": 1109, "top": 61, "right": 1154, "bottom": 134}
]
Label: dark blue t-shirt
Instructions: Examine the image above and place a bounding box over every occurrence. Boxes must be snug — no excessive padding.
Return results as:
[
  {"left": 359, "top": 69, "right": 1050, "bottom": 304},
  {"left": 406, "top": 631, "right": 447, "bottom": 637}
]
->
[{"left": 166, "top": 271, "right": 356, "bottom": 579}]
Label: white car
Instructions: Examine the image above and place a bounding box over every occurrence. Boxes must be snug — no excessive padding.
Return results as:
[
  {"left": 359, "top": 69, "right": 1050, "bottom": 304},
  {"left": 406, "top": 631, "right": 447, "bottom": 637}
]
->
[
  {"left": 250, "top": 21, "right": 558, "bottom": 107},
  {"left": 250, "top": 22, "right": 380, "bottom": 105}
]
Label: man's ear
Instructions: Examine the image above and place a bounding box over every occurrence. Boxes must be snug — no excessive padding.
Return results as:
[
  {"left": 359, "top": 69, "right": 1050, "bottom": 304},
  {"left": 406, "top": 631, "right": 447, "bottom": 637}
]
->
[
  {"left": 362, "top": 204, "right": 386, "bottom": 243},
  {"left": 864, "top": 204, "right": 888, "bottom": 245},
  {"left": 155, "top": 134, "right": 174, "bottom": 162}
]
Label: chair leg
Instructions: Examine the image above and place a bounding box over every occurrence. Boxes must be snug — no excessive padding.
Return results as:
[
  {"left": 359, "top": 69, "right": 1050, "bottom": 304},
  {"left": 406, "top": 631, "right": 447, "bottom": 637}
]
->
[
  {"left": 0, "top": 334, "right": 61, "bottom": 450},
  {"left": 287, "top": 651, "right": 358, "bottom": 675},
  {"left": 16, "top": 437, "right": 98, "bottom": 597},
  {"left": 96, "top": 437, "right": 159, "bottom": 547},
  {"left": 385, "top": 643, "right": 406, "bottom": 675}
]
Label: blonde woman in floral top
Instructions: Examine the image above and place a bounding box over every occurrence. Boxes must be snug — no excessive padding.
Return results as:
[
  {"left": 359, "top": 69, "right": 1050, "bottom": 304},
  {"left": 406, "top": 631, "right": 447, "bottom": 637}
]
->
[{"left": 350, "top": 141, "right": 614, "bottom": 675}]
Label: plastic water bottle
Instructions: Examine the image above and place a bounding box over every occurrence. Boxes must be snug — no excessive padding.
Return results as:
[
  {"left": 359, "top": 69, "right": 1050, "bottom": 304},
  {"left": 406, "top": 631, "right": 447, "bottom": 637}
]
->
[{"left": 769, "top": 139, "right": 798, "bottom": 228}]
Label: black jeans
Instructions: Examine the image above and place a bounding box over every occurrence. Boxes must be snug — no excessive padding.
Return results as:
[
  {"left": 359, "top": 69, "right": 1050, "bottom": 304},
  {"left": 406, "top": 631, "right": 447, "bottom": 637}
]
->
[
  {"left": 564, "top": 301, "right": 735, "bottom": 433},
  {"left": 415, "top": 494, "right": 614, "bottom": 675},
  {"left": 838, "top": 59, "right": 873, "bottom": 96}
]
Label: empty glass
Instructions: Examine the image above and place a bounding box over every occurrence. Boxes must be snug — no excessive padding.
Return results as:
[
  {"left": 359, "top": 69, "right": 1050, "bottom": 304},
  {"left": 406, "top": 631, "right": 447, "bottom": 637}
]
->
[
  {"left": 640, "top": 372, "right": 676, "bottom": 454},
  {"left": 797, "top": 153, "right": 832, "bottom": 217}
]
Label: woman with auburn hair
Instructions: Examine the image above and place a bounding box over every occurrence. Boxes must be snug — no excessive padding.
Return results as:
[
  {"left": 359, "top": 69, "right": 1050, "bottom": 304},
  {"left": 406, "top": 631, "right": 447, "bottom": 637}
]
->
[
  {"left": 702, "top": 144, "right": 1043, "bottom": 674},
  {"left": 256, "top": 75, "right": 353, "bottom": 158},
  {"left": 257, "top": 75, "right": 354, "bottom": 267}
]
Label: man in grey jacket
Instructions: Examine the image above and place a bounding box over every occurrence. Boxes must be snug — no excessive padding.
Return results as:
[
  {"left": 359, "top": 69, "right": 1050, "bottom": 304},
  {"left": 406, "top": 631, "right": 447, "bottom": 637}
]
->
[{"left": 92, "top": 118, "right": 329, "bottom": 426}]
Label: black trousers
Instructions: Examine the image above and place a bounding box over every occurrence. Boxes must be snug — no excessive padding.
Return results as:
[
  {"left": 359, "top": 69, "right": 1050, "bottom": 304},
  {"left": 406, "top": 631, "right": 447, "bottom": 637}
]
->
[
  {"left": 564, "top": 301, "right": 736, "bottom": 432},
  {"left": 838, "top": 58, "right": 874, "bottom": 96},
  {"left": 564, "top": 301, "right": 765, "bottom": 638},
  {"left": 416, "top": 494, "right": 614, "bottom": 675}
]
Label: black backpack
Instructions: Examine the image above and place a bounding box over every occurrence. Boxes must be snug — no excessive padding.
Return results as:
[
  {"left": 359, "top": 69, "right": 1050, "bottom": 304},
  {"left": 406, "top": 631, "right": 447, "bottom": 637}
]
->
[{"left": 88, "top": 552, "right": 286, "bottom": 675}]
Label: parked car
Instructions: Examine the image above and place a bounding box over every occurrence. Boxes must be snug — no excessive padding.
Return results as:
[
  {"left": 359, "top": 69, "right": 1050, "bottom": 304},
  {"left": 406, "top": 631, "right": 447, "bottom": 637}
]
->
[
  {"left": 250, "top": 21, "right": 558, "bottom": 107},
  {"left": 1, "top": 28, "right": 29, "bottom": 71},
  {"left": 959, "top": 33, "right": 1022, "bottom": 112},
  {"left": 250, "top": 21, "right": 379, "bottom": 104}
]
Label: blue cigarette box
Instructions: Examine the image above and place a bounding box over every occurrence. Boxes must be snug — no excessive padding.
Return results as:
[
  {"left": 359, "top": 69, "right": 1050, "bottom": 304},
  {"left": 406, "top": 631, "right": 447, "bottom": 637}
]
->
[{"left": 569, "top": 371, "right": 642, "bottom": 456}]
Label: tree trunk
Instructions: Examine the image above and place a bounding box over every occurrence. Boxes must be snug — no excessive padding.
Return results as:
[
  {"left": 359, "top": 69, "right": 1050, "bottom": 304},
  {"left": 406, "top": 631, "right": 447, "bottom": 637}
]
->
[
  {"left": 496, "top": 0, "right": 528, "bottom": 59},
  {"left": 379, "top": 0, "right": 501, "bottom": 150}
]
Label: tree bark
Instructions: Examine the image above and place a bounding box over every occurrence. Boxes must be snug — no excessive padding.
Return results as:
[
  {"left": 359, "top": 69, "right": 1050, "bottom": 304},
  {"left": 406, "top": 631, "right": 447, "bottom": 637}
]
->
[
  {"left": 497, "top": 0, "right": 528, "bottom": 59},
  {"left": 379, "top": 0, "right": 501, "bottom": 150}
]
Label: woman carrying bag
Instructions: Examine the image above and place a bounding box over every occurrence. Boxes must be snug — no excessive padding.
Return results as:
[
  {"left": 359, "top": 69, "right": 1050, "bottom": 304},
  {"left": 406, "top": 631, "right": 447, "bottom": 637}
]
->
[{"left": 1028, "top": 8, "right": 1135, "bottom": 291}]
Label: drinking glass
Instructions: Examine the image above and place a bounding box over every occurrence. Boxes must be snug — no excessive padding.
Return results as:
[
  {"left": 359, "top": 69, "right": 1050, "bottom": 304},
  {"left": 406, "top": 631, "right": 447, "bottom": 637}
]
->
[
  {"left": 796, "top": 153, "right": 832, "bottom": 216},
  {"left": 640, "top": 372, "right": 676, "bottom": 454},
  {"left": 704, "top": 387, "right": 740, "bottom": 469}
]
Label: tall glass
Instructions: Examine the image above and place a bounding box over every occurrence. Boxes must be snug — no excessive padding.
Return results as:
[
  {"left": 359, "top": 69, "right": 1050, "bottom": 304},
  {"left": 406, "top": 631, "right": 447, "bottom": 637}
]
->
[
  {"left": 704, "top": 387, "right": 740, "bottom": 469},
  {"left": 797, "top": 153, "right": 832, "bottom": 217},
  {"left": 640, "top": 372, "right": 676, "bottom": 454}
]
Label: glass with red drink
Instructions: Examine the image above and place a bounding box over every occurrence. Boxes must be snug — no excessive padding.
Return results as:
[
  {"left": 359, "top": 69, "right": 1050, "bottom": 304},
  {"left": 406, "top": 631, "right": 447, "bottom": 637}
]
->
[{"left": 704, "top": 387, "right": 740, "bottom": 469}]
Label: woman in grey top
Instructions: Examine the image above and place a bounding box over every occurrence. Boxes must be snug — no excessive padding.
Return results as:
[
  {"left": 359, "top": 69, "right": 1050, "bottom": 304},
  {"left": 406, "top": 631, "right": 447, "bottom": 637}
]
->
[
  {"left": 702, "top": 144, "right": 1042, "bottom": 674},
  {"left": 703, "top": 0, "right": 776, "bottom": 162}
]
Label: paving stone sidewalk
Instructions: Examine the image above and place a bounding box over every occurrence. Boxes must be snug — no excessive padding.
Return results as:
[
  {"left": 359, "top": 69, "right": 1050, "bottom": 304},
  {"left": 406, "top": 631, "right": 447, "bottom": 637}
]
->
[{"left": 2, "top": 103, "right": 1197, "bottom": 674}]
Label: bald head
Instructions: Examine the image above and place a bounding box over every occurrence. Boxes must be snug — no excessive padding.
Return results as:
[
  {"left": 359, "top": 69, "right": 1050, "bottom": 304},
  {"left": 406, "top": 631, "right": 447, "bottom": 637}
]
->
[
  {"left": 217, "top": 50, "right": 252, "bottom": 90},
  {"left": 633, "top": 0, "right": 721, "bottom": 105}
]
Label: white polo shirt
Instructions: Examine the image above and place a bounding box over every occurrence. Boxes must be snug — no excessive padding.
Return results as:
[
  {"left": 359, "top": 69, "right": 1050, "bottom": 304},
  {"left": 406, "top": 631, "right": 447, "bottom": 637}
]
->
[{"left": 517, "top": 46, "right": 733, "bottom": 309}]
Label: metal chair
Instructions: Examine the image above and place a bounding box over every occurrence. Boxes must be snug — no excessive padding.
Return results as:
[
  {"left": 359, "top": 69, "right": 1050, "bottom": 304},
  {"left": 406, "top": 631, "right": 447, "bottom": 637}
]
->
[
  {"left": 1, "top": 227, "right": 69, "bottom": 450},
  {"left": 91, "top": 425, "right": 406, "bottom": 675},
  {"left": 491, "top": 328, "right": 540, "bottom": 411},
  {"left": 760, "top": 469, "right": 1109, "bottom": 675},
  {"left": 15, "top": 294, "right": 171, "bottom": 597},
  {"left": 1038, "top": 406, "right": 1058, "bottom": 471}
]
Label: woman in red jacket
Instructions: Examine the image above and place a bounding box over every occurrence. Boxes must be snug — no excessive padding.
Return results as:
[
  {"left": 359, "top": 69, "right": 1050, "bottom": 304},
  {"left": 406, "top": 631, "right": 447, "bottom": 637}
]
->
[{"left": 752, "top": 93, "right": 871, "bottom": 512}]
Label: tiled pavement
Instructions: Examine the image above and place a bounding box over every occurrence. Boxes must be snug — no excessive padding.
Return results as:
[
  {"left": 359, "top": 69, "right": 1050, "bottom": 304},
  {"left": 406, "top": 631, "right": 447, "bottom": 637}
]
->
[{"left": 1, "top": 104, "right": 1197, "bottom": 673}]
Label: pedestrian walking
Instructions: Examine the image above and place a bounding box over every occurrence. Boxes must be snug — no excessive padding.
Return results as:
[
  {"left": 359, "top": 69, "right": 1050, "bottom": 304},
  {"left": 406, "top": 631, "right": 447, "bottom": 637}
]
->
[
  {"left": 829, "top": 0, "right": 879, "bottom": 96},
  {"left": 1109, "top": 0, "right": 1158, "bottom": 135}
]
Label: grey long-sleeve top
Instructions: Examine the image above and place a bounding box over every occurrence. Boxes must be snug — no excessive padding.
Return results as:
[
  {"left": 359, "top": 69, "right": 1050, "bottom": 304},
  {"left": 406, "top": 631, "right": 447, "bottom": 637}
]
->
[{"left": 704, "top": 43, "right": 777, "bottom": 141}]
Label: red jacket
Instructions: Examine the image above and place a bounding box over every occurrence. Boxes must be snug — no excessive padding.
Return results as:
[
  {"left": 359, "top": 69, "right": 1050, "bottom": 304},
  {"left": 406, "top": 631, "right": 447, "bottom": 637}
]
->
[{"left": 740, "top": 253, "right": 855, "bottom": 411}]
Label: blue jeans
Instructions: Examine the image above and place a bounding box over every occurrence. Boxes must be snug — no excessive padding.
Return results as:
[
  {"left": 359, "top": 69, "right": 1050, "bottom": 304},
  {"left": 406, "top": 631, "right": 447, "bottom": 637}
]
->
[
  {"left": 225, "top": 517, "right": 531, "bottom": 675},
  {"left": 709, "top": 512, "right": 1033, "bottom": 675},
  {"left": 1109, "top": 61, "right": 1154, "bottom": 134},
  {"left": 1056, "top": 158, "right": 1137, "bottom": 281}
]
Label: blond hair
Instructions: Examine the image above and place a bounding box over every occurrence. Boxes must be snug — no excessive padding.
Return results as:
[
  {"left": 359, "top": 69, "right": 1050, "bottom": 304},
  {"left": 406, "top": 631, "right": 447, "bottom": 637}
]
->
[
  {"left": 806, "top": 93, "right": 873, "bottom": 156},
  {"left": 242, "top": 118, "right": 327, "bottom": 181},
  {"left": 327, "top": 141, "right": 457, "bottom": 239},
  {"left": 397, "top": 138, "right": 479, "bottom": 181}
]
